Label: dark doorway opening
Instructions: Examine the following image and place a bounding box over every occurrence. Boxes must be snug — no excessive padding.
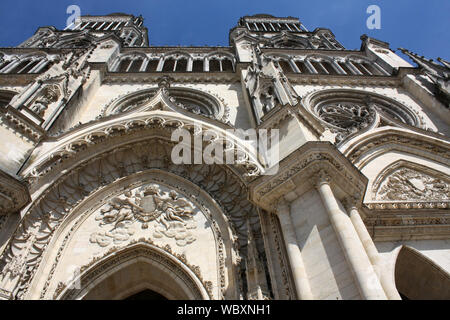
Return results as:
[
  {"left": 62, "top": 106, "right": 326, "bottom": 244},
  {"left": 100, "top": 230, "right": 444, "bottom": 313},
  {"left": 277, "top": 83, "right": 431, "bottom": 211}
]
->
[{"left": 124, "top": 289, "right": 168, "bottom": 300}]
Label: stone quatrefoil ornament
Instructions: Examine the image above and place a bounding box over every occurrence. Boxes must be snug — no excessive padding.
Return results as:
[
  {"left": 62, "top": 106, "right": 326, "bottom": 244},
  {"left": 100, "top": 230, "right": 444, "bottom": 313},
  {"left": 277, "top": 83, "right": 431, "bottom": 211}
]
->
[{"left": 90, "top": 184, "right": 198, "bottom": 247}]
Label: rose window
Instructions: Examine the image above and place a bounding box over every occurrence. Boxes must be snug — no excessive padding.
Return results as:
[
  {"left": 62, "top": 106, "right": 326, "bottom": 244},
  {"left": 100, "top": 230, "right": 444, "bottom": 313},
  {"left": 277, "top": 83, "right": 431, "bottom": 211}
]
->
[{"left": 317, "top": 103, "right": 375, "bottom": 131}]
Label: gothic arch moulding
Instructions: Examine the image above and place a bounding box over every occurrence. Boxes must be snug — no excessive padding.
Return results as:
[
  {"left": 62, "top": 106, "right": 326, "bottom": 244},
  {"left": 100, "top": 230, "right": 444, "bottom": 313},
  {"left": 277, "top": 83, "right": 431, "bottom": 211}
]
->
[
  {"left": 100, "top": 86, "right": 230, "bottom": 123},
  {"left": 371, "top": 160, "right": 449, "bottom": 203},
  {"left": 1, "top": 126, "right": 267, "bottom": 299},
  {"left": 55, "top": 242, "right": 210, "bottom": 300},
  {"left": 340, "top": 127, "right": 450, "bottom": 170}
]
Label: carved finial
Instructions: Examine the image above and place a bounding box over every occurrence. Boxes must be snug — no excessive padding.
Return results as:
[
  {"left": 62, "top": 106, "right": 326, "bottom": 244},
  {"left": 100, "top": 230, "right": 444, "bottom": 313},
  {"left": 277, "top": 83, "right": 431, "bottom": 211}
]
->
[{"left": 158, "top": 76, "right": 172, "bottom": 90}]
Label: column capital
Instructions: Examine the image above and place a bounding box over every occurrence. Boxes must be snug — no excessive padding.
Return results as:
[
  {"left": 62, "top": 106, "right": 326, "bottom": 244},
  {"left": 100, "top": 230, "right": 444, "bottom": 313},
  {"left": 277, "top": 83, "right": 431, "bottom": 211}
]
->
[
  {"left": 342, "top": 195, "right": 359, "bottom": 212},
  {"left": 312, "top": 169, "right": 331, "bottom": 188},
  {"left": 275, "top": 198, "right": 290, "bottom": 216}
]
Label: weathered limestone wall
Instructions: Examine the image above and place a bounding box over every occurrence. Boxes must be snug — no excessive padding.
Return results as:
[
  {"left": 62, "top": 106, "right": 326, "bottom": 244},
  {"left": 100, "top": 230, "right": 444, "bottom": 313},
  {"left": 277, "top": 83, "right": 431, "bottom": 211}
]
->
[
  {"left": 0, "top": 125, "right": 34, "bottom": 176},
  {"left": 290, "top": 189, "right": 361, "bottom": 300}
]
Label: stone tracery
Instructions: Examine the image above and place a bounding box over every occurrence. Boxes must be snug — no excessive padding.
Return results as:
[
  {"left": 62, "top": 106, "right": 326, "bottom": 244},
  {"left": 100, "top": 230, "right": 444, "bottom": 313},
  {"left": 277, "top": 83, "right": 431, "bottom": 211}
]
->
[{"left": 306, "top": 90, "right": 422, "bottom": 143}]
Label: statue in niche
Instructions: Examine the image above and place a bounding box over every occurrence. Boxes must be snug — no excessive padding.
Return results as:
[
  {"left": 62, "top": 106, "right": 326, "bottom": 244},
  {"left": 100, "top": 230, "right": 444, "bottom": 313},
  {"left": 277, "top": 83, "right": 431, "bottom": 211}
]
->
[
  {"left": 30, "top": 85, "right": 60, "bottom": 116},
  {"left": 245, "top": 44, "right": 300, "bottom": 121},
  {"left": 30, "top": 103, "right": 48, "bottom": 116},
  {"left": 245, "top": 55, "right": 280, "bottom": 119},
  {"left": 260, "top": 85, "right": 277, "bottom": 114}
]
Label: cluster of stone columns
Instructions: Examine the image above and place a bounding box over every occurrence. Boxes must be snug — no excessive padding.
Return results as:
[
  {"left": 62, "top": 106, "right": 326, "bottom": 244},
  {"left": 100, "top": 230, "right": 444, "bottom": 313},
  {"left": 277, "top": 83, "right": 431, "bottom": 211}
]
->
[
  {"left": 274, "top": 168, "right": 399, "bottom": 300},
  {"left": 343, "top": 196, "right": 401, "bottom": 300}
]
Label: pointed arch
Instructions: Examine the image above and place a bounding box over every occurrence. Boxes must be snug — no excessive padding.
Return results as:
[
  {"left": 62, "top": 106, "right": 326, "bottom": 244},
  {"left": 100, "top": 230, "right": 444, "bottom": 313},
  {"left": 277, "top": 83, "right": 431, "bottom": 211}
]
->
[
  {"left": 55, "top": 242, "right": 210, "bottom": 300},
  {"left": 371, "top": 160, "right": 449, "bottom": 201},
  {"left": 99, "top": 86, "right": 230, "bottom": 124},
  {"left": 341, "top": 127, "right": 450, "bottom": 169}
]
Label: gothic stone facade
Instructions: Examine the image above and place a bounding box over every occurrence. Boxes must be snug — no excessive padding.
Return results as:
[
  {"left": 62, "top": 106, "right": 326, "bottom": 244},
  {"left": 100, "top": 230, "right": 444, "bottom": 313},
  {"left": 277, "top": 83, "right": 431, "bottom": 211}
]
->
[{"left": 0, "top": 13, "right": 449, "bottom": 300}]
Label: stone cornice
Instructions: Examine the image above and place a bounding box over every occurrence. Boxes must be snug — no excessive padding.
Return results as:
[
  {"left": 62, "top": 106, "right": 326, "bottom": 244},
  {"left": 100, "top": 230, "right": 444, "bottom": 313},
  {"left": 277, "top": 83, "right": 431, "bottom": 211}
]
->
[
  {"left": 0, "top": 105, "right": 45, "bottom": 143},
  {"left": 288, "top": 73, "right": 401, "bottom": 87},
  {"left": 365, "top": 201, "right": 449, "bottom": 210},
  {"left": 364, "top": 210, "right": 450, "bottom": 241},
  {"left": 249, "top": 141, "right": 368, "bottom": 211},
  {"left": 0, "top": 74, "right": 40, "bottom": 87},
  {"left": 342, "top": 128, "right": 450, "bottom": 167},
  {"left": 102, "top": 72, "right": 240, "bottom": 84},
  {"left": 20, "top": 111, "right": 263, "bottom": 186}
]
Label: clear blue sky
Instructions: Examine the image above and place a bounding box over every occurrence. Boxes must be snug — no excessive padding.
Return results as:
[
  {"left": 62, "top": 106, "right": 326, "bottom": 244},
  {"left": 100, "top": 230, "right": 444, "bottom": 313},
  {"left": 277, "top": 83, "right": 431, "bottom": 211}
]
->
[{"left": 0, "top": 0, "right": 448, "bottom": 61}]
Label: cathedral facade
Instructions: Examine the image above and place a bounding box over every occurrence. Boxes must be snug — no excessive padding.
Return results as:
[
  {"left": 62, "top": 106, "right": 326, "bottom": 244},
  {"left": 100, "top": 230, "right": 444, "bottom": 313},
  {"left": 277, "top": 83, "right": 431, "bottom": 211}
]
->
[{"left": 0, "top": 13, "right": 449, "bottom": 300}]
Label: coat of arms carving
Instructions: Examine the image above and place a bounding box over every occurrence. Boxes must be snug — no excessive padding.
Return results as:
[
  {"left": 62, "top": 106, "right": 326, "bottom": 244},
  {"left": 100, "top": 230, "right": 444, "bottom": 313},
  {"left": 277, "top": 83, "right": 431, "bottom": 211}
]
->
[{"left": 90, "top": 184, "right": 198, "bottom": 247}]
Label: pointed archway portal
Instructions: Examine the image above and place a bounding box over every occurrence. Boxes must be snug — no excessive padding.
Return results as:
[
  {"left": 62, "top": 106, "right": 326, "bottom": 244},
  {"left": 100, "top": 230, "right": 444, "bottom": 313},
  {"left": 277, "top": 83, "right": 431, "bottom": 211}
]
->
[{"left": 55, "top": 243, "right": 210, "bottom": 300}]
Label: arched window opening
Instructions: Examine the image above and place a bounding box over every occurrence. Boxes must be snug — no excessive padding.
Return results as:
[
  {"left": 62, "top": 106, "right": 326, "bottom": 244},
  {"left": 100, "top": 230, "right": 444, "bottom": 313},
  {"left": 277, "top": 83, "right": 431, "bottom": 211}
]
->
[
  {"left": 129, "top": 59, "right": 143, "bottom": 72},
  {"left": 0, "top": 91, "right": 16, "bottom": 108},
  {"left": 221, "top": 59, "right": 233, "bottom": 72},
  {"left": 321, "top": 61, "right": 339, "bottom": 75},
  {"left": 23, "top": 60, "right": 41, "bottom": 73},
  {"left": 337, "top": 61, "right": 353, "bottom": 75},
  {"left": 0, "top": 60, "right": 13, "bottom": 72},
  {"left": 361, "top": 62, "right": 384, "bottom": 76},
  {"left": 352, "top": 62, "right": 372, "bottom": 75},
  {"left": 145, "top": 59, "right": 159, "bottom": 72},
  {"left": 162, "top": 58, "right": 176, "bottom": 72},
  {"left": 10, "top": 59, "right": 40, "bottom": 74},
  {"left": 278, "top": 60, "right": 293, "bottom": 73},
  {"left": 192, "top": 59, "right": 204, "bottom": 72},
  {"left": 279, "top": 23, "right": 290, "bottom": 31},
  {"left": 118, "top": 58, "right": 133, "bottom": 72},
  {"left": 174, "top": 58, "right": 188, "bottom": 72},
  {"left": 39, "top": 61, "right": 51, "bottom": 73},
  {"left": 310, "top": 61, "right": 325, "bottom": 74},
  {"left": 294, "top": 60, "right": 310, "bottom": 74},
  {"left": 209, "top": 59, "right": 221, "bottom": 72},
  {"left": 208, "top": 57, "right": 233, "bottom": 72}
]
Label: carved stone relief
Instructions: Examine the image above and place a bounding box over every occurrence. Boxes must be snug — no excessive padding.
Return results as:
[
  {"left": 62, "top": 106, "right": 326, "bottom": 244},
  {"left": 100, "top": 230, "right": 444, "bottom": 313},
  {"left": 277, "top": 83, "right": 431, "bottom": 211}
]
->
[
  {"left": 375, "top": 167, "right": 449, "bottom": 201},
  {"left": 0, "top": 139, "right": 263, "bottom": 299},
  {"left": 30, "top": 85, "right": 61, "bottom": 116},
  {"left": 90, "top": 184, "right": 198, "bottom": 248}
]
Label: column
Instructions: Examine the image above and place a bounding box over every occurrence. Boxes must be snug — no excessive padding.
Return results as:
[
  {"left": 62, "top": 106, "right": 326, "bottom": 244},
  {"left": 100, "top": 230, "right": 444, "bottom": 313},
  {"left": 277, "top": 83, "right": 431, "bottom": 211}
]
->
[
  {"left": 275, "top": 200, "right": 313, "bottom": 300},
  {"left": 314, "top": 169, "right": 387, "bottom": 300},
  {"left": 344, "top": 198, "right": 402, "bottom": 300}
]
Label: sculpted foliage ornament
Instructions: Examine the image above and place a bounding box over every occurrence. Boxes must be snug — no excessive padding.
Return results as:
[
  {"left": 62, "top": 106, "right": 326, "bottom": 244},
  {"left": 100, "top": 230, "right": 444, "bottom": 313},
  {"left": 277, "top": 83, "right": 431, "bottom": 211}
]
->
[{"left": 90, "top": 184, "right": 198, "bottom": 247}]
